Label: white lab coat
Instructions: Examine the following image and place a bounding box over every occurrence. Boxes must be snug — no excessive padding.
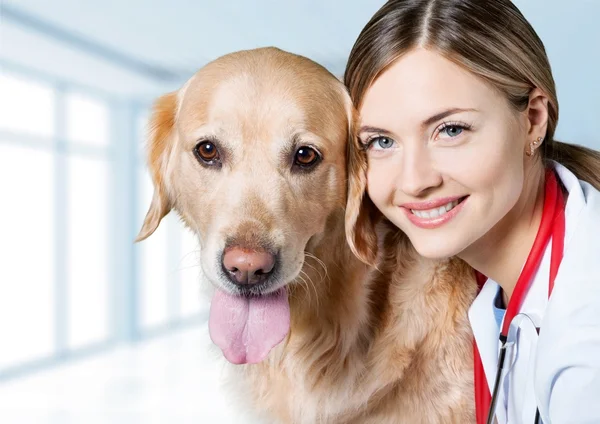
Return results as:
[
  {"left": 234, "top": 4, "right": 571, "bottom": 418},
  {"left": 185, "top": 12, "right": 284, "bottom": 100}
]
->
[{"left": 469, "top": 162, "right": 600, "bottom": 424}]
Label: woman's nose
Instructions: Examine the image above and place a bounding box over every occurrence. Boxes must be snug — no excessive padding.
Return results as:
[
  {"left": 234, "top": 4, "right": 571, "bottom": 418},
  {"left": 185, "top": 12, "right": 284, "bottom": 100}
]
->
[{"left": 399, "top": 147, "right": 443, "bottom": 197}]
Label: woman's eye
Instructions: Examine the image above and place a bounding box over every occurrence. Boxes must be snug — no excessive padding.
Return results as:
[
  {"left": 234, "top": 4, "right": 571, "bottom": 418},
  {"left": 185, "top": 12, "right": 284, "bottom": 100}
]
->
[
  {"left": 439, "top": 125, "right": 464, "bottom": 139},
  {"left": 370, "top": 136, "right": 395, "bottom": 150}
]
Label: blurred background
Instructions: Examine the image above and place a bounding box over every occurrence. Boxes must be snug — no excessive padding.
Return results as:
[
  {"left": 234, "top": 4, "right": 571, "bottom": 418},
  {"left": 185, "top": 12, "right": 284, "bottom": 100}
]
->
[{"left": 0, "top": 0, "right": 598, "bottom": 423}]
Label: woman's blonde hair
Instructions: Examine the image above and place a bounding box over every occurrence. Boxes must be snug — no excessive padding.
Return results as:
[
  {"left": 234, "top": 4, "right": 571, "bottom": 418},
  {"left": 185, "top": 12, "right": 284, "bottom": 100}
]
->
[{"left": 343, "top": 0, "right": 600, "bottom": 265}]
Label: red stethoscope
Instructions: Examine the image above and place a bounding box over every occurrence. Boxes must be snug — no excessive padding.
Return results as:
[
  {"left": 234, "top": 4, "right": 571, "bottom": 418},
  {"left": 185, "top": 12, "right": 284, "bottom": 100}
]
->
[{"left": 474, "top": 169, "right": 566, "bottom": 424}]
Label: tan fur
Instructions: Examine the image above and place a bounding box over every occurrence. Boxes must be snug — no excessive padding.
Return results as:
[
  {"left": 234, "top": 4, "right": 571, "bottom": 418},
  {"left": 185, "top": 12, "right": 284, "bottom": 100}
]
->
[{"left": 137, "top": 47, "right": 477, "bottom": 423}]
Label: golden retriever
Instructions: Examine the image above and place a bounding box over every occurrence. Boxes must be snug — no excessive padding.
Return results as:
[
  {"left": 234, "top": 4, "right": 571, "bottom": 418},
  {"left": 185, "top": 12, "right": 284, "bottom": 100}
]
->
[{"left": 136, "top": 47, "right": 477, "bottom": 424}]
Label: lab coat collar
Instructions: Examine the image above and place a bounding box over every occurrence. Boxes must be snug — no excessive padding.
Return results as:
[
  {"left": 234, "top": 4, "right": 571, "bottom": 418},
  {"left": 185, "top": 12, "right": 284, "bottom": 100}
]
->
[
  {"left": 552, "top": 161, "right": 586, "bottom": 245},
  {"left": 469, "top": 279, "right": 508, "bottom": 423},
  {"left": 517, "top": 162, "right": 586, "bottom": 318},
  {"left": 468, "top": 161, "right": 586, "bottom": 423},
  {"left": 534, "top": 162, "right": 599, "bottom": 423}
]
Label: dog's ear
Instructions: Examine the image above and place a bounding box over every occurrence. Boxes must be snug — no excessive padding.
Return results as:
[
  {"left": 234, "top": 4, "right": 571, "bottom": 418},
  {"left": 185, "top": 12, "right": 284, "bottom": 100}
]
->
[
  {"left": 136, "top": 91, "right": 178, "bottom": 242},
  {"left": 342, "top": 89, "right": 380, "bottom": 266}
]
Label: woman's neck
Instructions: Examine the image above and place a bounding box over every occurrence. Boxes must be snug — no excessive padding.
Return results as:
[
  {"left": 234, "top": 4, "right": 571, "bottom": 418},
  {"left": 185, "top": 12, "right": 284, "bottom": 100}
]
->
[{"left": 460, "top": 164, "right": 546, "bottom": 305}]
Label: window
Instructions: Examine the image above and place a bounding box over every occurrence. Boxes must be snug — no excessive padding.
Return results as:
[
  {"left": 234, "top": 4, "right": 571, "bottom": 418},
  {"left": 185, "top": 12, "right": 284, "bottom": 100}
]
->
[
  {"left": 137, "top": 112, "right": 149, "bottom": 158},
  {"left": 67, "top": 157, "right": 110, "bottom": 349},
  {"left": 65, "top": 92, "right": 109, "bottom": 146},
  {"left": 0, "top": 144, "right": 55, "bottom": 369},
  {"left": 0, "top": 73, "right": 55, "bottom": 139},
  {"left": 138, "top": 168, "right": 169, "bottom": 329},
  {"left": 0, "top": 68, "right": 205, "bottom": 379},
  {"left": 0, "top": 70, "right": 113, "bottom": 374}
]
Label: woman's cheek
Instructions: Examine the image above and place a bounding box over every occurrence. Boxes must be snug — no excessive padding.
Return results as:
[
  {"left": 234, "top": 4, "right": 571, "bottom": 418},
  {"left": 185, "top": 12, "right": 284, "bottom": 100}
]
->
[
  {"left": 366, "top": 162, "right": 392, "bottom": 208},
  {"left": 430, "top": 140, "right": 480, "bottom": 175},
  {"left": 432, "top": 134, "right": 508, "bottom": 189}
]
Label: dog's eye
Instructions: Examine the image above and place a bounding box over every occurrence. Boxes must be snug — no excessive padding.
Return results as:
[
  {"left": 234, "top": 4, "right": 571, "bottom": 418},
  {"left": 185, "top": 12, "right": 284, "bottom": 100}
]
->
[
  {"left": 294, "top": 146, "right": 320, "bottom": 168},
  {"left": 194, "top": 141, "right": 220, "bottom": 165}
]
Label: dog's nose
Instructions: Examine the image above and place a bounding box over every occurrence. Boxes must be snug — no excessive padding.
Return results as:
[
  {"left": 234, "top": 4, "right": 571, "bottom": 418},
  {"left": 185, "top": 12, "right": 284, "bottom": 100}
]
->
[{"left": 222, "top": 247, "right": 276, "bottom": 286}]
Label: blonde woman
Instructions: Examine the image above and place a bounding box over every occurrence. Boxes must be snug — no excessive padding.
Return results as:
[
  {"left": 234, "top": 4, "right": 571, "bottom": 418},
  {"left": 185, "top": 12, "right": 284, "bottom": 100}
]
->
[{"left": 344, "top": 0, "right": 600, "bottom": 423}]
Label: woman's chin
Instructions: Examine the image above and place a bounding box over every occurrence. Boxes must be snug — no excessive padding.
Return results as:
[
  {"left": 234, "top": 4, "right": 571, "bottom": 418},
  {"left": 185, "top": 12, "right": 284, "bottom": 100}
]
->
[{"left": 409, "top": 236, "right": 464, "bottom": 261}]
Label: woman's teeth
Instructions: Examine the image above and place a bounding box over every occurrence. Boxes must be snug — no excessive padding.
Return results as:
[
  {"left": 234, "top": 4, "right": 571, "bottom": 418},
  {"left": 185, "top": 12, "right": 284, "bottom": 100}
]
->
[{"left": 411, "top": 199, "right": 460, "bottom": 219}]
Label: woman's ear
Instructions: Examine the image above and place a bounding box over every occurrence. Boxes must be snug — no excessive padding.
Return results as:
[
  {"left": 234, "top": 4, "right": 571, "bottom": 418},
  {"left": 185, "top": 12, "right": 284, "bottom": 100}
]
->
[
  {"left": 136, "top": 91, "right": 178, "bottom": 242},
  {"left": 526, "top": 88, "right": 550, "bottom": 144},
  {"left": 343, "top": 93, "right": 380, "bottom": 265}
]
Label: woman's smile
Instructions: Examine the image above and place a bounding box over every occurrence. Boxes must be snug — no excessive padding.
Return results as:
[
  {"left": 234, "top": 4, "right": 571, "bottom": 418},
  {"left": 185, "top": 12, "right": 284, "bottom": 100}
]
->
[{"left": 401, "top": 195, "right": 469, "bottom": 229}]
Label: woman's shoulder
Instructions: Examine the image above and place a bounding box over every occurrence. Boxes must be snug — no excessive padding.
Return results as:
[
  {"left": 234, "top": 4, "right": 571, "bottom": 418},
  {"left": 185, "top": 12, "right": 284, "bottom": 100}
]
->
[
  {"left": 558, "top": 167, "right": 600, "bottom": 281},
  {"left": 539, "top": 162, "right": 600, "bottom": 355},
  {"left": 555, "top": 161, "right": 600, "bottom": 224},
  {"left": 534, "top": 167, "right": 600, "bottom": 420},
  {"left": 534, "top": 255, "right": 600, "bottom": 423}
]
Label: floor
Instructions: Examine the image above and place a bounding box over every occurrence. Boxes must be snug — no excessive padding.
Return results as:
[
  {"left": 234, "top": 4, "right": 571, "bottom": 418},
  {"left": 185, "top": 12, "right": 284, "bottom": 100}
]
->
[{"left": 0, "top": 323, "right": 264, "bottom": 424}]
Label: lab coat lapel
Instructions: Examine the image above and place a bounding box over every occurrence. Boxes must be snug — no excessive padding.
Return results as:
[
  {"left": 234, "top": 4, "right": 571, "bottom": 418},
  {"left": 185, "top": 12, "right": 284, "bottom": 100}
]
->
[
  {"left": 469, "top": 279, "right": 508, "bottom": 424},
  {"left": 534, "top": 163, "right": 599, "bottom": 423},
  {"left": 468, "top": 162, "right": 592, "bottom": 423}
]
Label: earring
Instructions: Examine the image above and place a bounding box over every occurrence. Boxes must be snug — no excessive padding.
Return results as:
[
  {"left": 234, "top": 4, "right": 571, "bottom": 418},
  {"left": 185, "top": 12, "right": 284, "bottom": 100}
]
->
[{"left": 527, "top": 136, "right": 544, "bottom": 156}]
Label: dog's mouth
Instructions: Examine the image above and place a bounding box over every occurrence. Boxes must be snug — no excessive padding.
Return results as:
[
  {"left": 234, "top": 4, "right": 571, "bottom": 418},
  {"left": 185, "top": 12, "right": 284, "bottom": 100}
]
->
[
  {"left": 208, "top": 287, "right": 290, "bottom": 365},
  {"left": 208, "top": 242, "right": 310, "bottom": 365}
]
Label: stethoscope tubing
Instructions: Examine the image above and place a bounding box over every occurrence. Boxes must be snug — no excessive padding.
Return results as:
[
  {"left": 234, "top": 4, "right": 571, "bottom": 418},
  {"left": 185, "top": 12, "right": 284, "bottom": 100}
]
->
[
  {"left": 487, "top": 341, "right": 509, "bottom": 424},
  {"left": 486, "top": 314, "right": 542, "bottom": 424}
]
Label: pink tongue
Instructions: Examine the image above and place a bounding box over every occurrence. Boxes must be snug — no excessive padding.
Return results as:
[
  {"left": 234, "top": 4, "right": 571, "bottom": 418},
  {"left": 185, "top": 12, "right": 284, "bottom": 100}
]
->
[{"left": 208, "top": 288, "right": 290, "bottom": 364}]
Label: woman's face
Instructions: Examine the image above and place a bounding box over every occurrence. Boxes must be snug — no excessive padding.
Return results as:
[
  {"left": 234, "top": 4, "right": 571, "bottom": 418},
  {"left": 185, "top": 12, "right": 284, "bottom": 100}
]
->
[{"left": 359, "top": 48, "right": 531, "bottom": 259}]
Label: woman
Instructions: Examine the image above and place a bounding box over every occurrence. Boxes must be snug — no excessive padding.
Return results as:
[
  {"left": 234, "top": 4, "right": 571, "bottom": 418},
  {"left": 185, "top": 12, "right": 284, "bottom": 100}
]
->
[{"left": 344, "top": 0, "right": 600, "bottom": 423}]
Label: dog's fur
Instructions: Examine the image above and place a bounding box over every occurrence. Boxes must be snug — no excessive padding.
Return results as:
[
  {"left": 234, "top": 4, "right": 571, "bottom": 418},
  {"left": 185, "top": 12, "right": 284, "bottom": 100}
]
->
[{"left": 137, "top": 47, "right": 477, "bottom": 424}]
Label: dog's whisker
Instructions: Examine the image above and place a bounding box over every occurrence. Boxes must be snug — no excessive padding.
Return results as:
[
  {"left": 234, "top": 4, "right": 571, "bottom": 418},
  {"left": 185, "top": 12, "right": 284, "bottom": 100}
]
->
[
  {"left": 299, "top": 269, "right": 320, "bottom": 309},
  {"left": 296, "top": 273, "right": 313, "bottom": 307},
  {"left": 294, "top": 272, "right": 310, "bottom": 302},
  {"left": 301, "top": 254, "right": 326, "bottom": 308},
  {"left": 305, "top": 251, "right": 327, "bottom": 272},
  {"left": 304, "top": 252, "right": 329, "bottom": 282},
  {"left": 299, "top": 274, "right": 317, "bottom": 309},
  {"left": 302, "top": 261, "right": 325, "bottom": 283}
]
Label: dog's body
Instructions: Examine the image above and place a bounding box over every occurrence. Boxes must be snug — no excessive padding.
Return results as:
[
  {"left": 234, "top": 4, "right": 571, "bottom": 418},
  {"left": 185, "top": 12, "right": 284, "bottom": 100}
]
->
[
  {"left": 138, "top": 47, "right": 477, "bottom": 423},
  {"left": 236, "top": 224, "right": 477, "bottom": 424}
]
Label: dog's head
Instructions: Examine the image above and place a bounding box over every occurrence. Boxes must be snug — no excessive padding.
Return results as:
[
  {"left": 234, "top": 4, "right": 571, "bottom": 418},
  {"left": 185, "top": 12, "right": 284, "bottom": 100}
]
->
[{"left": 137, "top": 47, "right": 354, "bottom": 364}]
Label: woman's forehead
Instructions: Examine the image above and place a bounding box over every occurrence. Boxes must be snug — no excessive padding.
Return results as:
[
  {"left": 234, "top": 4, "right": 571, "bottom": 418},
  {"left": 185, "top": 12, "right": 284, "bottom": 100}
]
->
[{"left": 359, "top": 49, "right": 504, "bottom": 127}]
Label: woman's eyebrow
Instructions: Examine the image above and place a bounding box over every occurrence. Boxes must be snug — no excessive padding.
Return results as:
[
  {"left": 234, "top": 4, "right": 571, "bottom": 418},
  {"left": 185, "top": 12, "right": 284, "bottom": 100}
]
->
[
  {"left": 358, "top": 125, "right": 392, "bottom": 135},
  {"left": 421, "top": 108, "right": 478, "bottom": 128},
  {"left": 358, "top": 108, "right": 478, "bottom": 136}
]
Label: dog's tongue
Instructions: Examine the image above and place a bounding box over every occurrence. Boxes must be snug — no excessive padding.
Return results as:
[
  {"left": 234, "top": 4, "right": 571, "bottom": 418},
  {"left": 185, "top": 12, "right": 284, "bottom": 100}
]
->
[{"left": 208, "top": 288, "right": 290, "bottom": 364}]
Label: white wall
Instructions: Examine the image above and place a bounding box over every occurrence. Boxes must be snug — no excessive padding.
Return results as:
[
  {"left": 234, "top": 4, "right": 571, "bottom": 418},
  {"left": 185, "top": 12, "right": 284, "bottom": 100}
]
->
[{"left": 514, "top": 0, "right": 600, "bottom": 150}]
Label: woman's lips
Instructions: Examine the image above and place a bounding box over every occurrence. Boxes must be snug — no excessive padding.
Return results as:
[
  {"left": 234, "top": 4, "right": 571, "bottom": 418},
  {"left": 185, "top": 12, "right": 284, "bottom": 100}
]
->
[{"left": 401, "top": 196, "right": 468, "bottom": 229}]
